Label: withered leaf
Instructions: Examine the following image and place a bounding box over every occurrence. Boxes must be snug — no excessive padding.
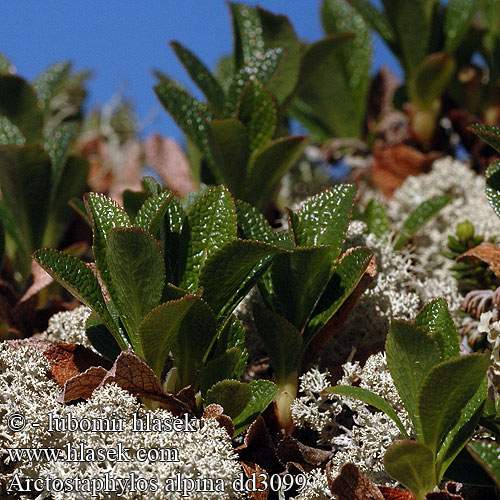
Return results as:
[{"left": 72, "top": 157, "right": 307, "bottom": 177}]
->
[
  {"left": 276, "top": 435, "right": 331, "bottom": 472},
  {"left": 241, "top": 462, "right": 269, "bottom": 500},
  {"left": 379, "top": 486, "right": 415, "bottom": 500},
  {"left": 20, "top": 261, "right": 54, "bottom": 303},
  {"left": 58, "top": 366, "right": 109, "bottom": 402},
  {"left": 457, "top": 242, "right": 500, "bottom": 279},
  {"left": 327, "top": 462, "right": 384, "bottom": 500},
  {"left": 203, "top": 404, "right": 234, "bottom": 437},
  {"left": 425, "top": 481, "right": 463, "bottom": 500}
]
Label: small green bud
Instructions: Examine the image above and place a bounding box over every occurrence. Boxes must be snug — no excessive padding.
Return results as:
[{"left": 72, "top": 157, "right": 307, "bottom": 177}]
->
[{"left": 456, "top": 221, "right": 474, "bottom": 242}]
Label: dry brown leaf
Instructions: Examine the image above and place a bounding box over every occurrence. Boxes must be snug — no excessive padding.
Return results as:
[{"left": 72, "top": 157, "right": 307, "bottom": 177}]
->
[
  {"left": 20, "top": 261, "right": 54, "bottom": 303},
  {"left": 457, "top": 242, "right": 500, "bottom": 279},
  {"left": 145, "top": 134, "right": 196, "bottom": 197},
  {"left": 276, "top": 435, "right": 331, "bottom": 472},
  {"left": 202, "top": 404, "right": 234, "bottom": 437},
  {"left": 327, "top": 462, "right": 385, "bottom": 500},
  {"left": 58, "top": 366, "right": 109, "bottom": 402},
  {"left": 241, "top": 462, "right": 269, "bottom": 500},
  {"left": 372, "top": 145, "right": 441, "bottom": 198},
  {"left": 425, "top": 482, "right": 463, "bottom": 500},
  {"left": 379, "top": 486, "right": 415, "bottom": 500}
]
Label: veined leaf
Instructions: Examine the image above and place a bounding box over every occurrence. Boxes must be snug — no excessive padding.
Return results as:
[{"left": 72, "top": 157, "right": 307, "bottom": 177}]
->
[
  {"left": 470, "top": 124, "right": 500, "bottom": 154},
  {"left": 85, "top": 314, "right": 121, "bottom": 362},
  {"left": 415, "top": 299, "right": 460, "bottom": 360},
  {"left": 44, "top": 122, "right": 76, "bottom": 192},
  {"left": 386, "top": 320, "right": 441, "bottom": 438},
  {"left": 344, "top": 0, "right": 395, "bottom": 44},
  {"left": 201, "top": 347, "right": 242, "bottom": 396},
  {"left": 384, "top": 440, "right": 437, "bottom": 498},
  {"left": 253, "top": 305, "right": 303, "bottom": 382},
  {"left": 418, "top": 353, "right": 490, "bottom": 456},
  {"left": 134, "top": 191, "right": 173, "bottom": 237},
  {"left": 171, "top": 41, "right": 225, "bottom": 116},
  {"left": 325, "top": 385, "right": 409, "bottom": 438},
  {"left": 32, "top": 62, "right": 71, "bottom": 111},
  {"left": 361, "top": 199, "right": 392, "bottom": 237},
  {"left": 484, "top": 161, "right": 500, "bottom": 217},
  {"left": 138, "top": 295, "right": 201, "bottom": 379},
  {"left": 0, "top": 116, "right": 25, "bottom": 146},
  {"left": 179, "top": 186, "right": 237, "bottom": 290},
  {"left": 393, "top": 195, "right": 452, "bottom": 250},
  {"left": 444, "top": 0, "right": 483, "bottom": 52},
  {"left": 206, "top": 379, "right": 252, "bottom": 419},
  {"left": 467, "top": 440, "right": 500, "bottom": 487},
  {"left": 106, "top": 228, "right": 165, "bottom": 348}
]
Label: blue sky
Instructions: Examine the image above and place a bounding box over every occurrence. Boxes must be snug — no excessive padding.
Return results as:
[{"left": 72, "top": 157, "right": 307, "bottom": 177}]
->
[{"left": 1, "top": 1, "right": 399, "bottom": 141}]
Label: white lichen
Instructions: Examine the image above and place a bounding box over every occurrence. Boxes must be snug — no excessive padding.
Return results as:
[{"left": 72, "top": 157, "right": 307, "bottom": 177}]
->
[{"left": 41, "top": 306, "right": 93, "bottom": 349}]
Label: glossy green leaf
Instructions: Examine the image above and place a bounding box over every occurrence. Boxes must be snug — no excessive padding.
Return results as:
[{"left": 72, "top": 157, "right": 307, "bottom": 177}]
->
[
  {"left": 361, "top": 199, "right": 391, "bottom": 237},
  {"left": 123, "top": 190, "right": 149, "bottom": 219},
  {"left": 171, "top": 41, "right": 225, "bottom": 116},
  {"left": 141, "top": 176, "right": 163, "bottom": 195},
  {"left": 344, "top": 0, "right": 395, "bottom": 44},
  {"left": 199, "top": 239, "right": 284, "bottom": 320},
  {"left": 44, "top": 122, "right": 76, "bottom": 188},
  {"left": 85, "top": 314, "right": 121, "bottom": 362},
  {"left": 32, "top": 62, "right": 71, "bottom": 111},
  {"left": 484, "top": 161, "right": 500, "bottom": 217},
  {"left": 289, "top": 184, "right": 356, "bottom": 253},
  {"left": 386, "top": 320, "right": 441, "bottom": 437},
  {"left": 205, "top": 119, "right": 249, "bottom": 199},
  {"left": 138, "top": 295, "right": 201, "bottom": 378},
  {"left": 161, "top": 196, "right": 186, "bottom": 284},
  {"left": 467, "top": 440, "right": 500, "bottom": 487},
  {"left": 393, "top": 195, "right": 452, "bottom": 250},
  {"left": 414, "top": 53, "right": 456, "bottom": 109},
  {"left": 270, "top": 246, "right": 337, "bottom": 331},
  {"left": 384, "top": 440, "right": 437, "bottom": 498},
  {"left": 415, "top": 299, "right": 460, "bottom": 360},
  {"left": 134, "top": 191, "right": 173, "bottom": 237},
  {"left": 206, "top": 379, "right": 252, "bottom": 419},
  {"left": 33, "top": 249, "right": 127, "bottom": 349},
  {"left": 444, "top": 0, "right": 483, "bottom": 52},
  {"left": 0, "top": 116, "right": 25, "bottom": 146},
  {"left": 215, "top": 314, "right": 246, "bottom": 359},
  {"left": 0, "top": 144, "right": 52, "bottom": 251},
  {"left": 257, "top": 6, "right": 301, "bottom": 103},
  {"left": 470, "top": 124, "right": 500, "bottom": 154},
  {"left": 325, "top": 385, "right": 409, "bottom": 438},
  {"left": 232, "top": 379, "right": 277, "bottom": 436},
  {"left": 418, "top": 353, "right": 490, "bottom": 455},
  {"left": 253, "top": 305, "right": 302, "bottom": 382},
  {"left": 0, "top": 74, "right": 43, "bottom": 142},
  {"left": 237, "top": 80, "right": 277, "bottom": 153},
  {"left": 171, "top": 297, "right": 217, "bottom": 388},
  {"left": 305, "top": 247, "right": 373, "bottom": 348},
  {"left": 244, "top": 135, "right": 308, "bottom": 209},
  {"left": 106, "top": 228, "right": 165, "bottom": 347},
  {"left": 179, "top": 186, "right": 237, "bottom": 289},
  {"left": 201, "top": 347, "right": 242, "bottom": 396}
]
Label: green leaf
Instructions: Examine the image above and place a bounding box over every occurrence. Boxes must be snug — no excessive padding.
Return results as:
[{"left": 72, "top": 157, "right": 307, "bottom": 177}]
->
[
  {"left": 205, "top": 119, "right": 249, "bottom": 199},
  {"left": 32, "top": 62, "right": 71, "bottom": 112},
  {"left": 235, "top": 199, "right": 293, "bottom": 249},
  {"left": 344, "top": 0, "right": 395, "bottom": 44},
  {"left": 0, "top": 219, "right": 4, "bottom": 267},
  {"left": 0, "top": 144, "right": 52, "bottom": 252},
  {"left": 470, "top": 125, "right": 500, "bottom": 154},
  {"left": 253, "top": 305, "right": 302, "bottom": 382},
  {"left": 413, "top": 53, "right": 456, "bottom": 109},
  {"left": 393, "top": 195, "right": 452, "bottom": 250},
  {"left": 206, "top": 379, "right": 252, "bottom": 419},
  {"left": 386, "top": 320, "right": 441, "bottom": 437},
  {"left": 44, "top": 122, "right": 76, "bottom": 190},
  {"left": 257, "top": 6, "right": 301, "bottom": 104},
  {"left": 467, "top": 440, "right": 500, "bottom": 487},
  {"left": 179, "top": 186, "right": 237, "bottom": 289},
  {"left": 361, "top": 199, "right": 391, "bottom": 237},
  {"left": 237, "top": 80, "right": 277, "bottom": 153},
  {"left": 0, "top": 74, "right": 43, "bottom": 142},
  {"left": 215, "top": 314, "right": 247, "bottom": 364},
  {"left": 418, "top": 353, "right": 490, "bottom": 455},
  {"left": 0, "top": 53, "right": 14, "bottom": 74},
  {"left": 485, "top": 161, "right": 500, "bottom": 217},
  {"left": 134, "top": 191, "right": 173, "bottom": 237},
  {"left": 171, "top": 41, "right": 225, "bottom": 116},
  {"left": 289, "top": 184, "right": 356, "bottom": 253},
  {"left": 415, "top": 299, "right": 460, "bottom": 360},
  {"left": 138, "top": 295, "right": 201, "bottom": 379},
  {"left": 384, "top": 440, "right": 437, "bottom": 498},
  {"left": 199, "top": 239, "right": 284, "bottom": 320},
  {"left": 325, "top": 385, "right": 408, "bottom": 438},
  {"left": 85, "top": 314, "right": 121, "bottom": 362},
  {"left": 232, "top": 379, "right": 277, "bottom": 436},
  {"left": 305, "top": 247, "right": 373, "bottom": 347},
  {"left": 84, "top": 192, "right": 131, "bottom": 291},
  {"left": 201, "top": 347, "right": 242, "bottom": 396},
  {"left": 123, "top": 190, "right": 149, "bottom": 219},
  {"left": 171, "top": 297, "right": 217, "bottom": 388},
  {"left": 243, "top": 135, "right": 308, "bottom": 209},
  {"left": 106, "top": 228, "right": 165, "bottom": 348},
  {"left": 444, "top": 0, "right": 483, "bottom": 52},
  {"left": 269, "top": 246, "right": 337, "bottom": 331},
  {"left": 0, "top": 116, "right": 25, "bottom": 146},
  {"left": 33, "top": 249, "right": 128, "bottom": 349}
]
